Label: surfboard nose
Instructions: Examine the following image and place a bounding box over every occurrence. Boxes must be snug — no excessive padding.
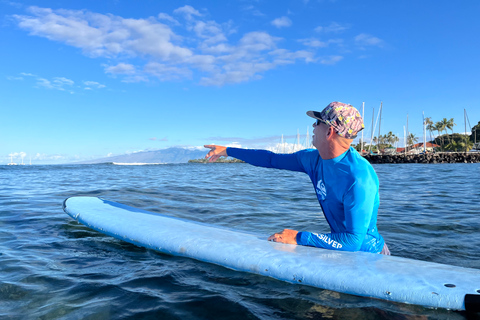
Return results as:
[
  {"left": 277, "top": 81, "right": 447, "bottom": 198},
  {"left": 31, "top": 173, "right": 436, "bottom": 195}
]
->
[{"left": 62, "top": 197, "right": 71, "bottom": 211}]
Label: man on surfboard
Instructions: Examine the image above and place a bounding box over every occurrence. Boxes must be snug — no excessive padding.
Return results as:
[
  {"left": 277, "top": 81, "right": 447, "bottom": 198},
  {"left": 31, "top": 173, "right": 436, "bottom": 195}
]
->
[{"left": 205, "top": 102, "right": 390, "bottom": 255}]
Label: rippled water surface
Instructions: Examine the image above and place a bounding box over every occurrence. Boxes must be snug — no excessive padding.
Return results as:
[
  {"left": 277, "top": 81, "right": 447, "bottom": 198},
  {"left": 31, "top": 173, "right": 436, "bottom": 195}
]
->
[{"left": 1, "top": 163, "right": 480, "bottom": 319}]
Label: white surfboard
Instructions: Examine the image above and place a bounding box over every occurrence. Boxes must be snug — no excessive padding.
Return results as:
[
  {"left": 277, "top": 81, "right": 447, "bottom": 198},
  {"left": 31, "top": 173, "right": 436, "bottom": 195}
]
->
[{"left": 63, "top": 196, "right": 480, "bottom": 312}]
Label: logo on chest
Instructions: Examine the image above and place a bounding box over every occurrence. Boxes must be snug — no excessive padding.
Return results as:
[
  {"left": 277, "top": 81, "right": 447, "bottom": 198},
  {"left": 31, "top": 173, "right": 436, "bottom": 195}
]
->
[{"left": 316, "top": 179, "right": 327, "bottom": 200}]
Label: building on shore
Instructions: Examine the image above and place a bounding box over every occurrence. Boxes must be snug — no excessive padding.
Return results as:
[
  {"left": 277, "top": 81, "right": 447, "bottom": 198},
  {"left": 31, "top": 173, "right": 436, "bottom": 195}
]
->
[{"left": 396, "top": 142, "right": 441, "bottom": 154}]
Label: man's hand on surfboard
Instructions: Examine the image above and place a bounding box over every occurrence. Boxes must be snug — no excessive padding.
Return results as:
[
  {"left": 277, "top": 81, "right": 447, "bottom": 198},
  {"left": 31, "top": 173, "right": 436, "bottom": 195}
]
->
[
  {"left": 268, "top": 229, "right": 298, "bottom": 245},
  {"left": 204, "top": 145, "right": 228, "bottom": 162}
]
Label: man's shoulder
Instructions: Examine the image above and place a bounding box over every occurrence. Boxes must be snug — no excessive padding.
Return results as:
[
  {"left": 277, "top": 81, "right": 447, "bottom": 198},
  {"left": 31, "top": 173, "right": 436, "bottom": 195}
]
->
[
  {"left": 296, "top": 148, "right": 320, "bottom": 158},
  {"left": 345, "top": 147, "right": 372, "bottom": 166},
  {"left": 342, "top": 148, "right": 377, "bottom": 179},
  {"left": 294, "top": 149, "right": 320, "bottom": 171}
]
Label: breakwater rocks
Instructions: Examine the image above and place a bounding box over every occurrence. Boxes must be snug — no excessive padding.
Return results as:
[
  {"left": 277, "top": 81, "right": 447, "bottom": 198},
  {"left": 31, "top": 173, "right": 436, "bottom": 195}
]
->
[{"left": 363, "top": 152, "right": 480, "bottom": 164}]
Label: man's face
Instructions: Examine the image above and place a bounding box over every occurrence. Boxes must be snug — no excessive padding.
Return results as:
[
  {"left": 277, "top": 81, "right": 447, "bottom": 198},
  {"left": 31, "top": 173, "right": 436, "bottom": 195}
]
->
[{"left": 312, "top": 120, "right": 330, "bottom": 150}]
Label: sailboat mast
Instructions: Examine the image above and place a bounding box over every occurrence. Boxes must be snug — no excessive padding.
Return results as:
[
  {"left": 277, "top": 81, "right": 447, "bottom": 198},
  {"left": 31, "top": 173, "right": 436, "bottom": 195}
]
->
[
  {"left": 368, "top": 107, "right": 375, "bottom": 152},
  {"left": 361, "top": 102, "right": 365, "bottom": 153},
  {"left": 465, "top": 109, "right": 467, "bottom": 154},
  {"left": 423, "top": 111, "right": 427, "bottom": 153},
  {"left": 406, "top": 114, "right": 409, "bottom": 153},
  {"left": 305, "top": 126, "right": 310, "bottom": 149},
  {"left": 377, "top": 102, "right": 382, "bottom": 153}
]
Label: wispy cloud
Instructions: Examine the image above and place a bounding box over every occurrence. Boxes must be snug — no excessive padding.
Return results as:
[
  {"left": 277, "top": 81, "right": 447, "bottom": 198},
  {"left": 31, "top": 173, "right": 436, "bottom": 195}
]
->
[
  {"left": 83, "top": 80, "right": 106, "bottom": 89},
  {"left": 36, "top": 76, "right": 75, "bottom": 92},
  {"left": 355, "top": 33, "right": 384, "bottom": 48},
  {"left": 271, "top": 16, "right": 292, "bottom": 28},
  {"left": 12, "top": 6, "right": 383, "bottom": 86},
  {"left": 319, "top": 55, "right": 343, "bottom": 65},
  {"left": 299, "top": 38, "right": 343, "bottom": 48},
  {"left": 314, "top": 22, "right": 349, "bottom": 33},
  {"left": 157, "top": 13, "right": 180, "bottom": 25},
  {"left": 6, "top": 75, "right": 24, "bottom": 80},
  {"left": 206, "top": 133, "right": 311, "bottom": 149},
  {"left": 11, "top": 6, "right": 315, "bottom": 86},
  {"left": 8, "top": 151, "right": 27, "bottom": 158},
  {"left": 9, "top": 72, "right": 105, "bottom": 92},
  {"left": 149, "top": 137, "right": 168, "bottom": 142},
  {"left": 173, "top": 5, "right": 202, "bottom": 21},
  {"left": 242, "top": 5, "right": 265, "bottom": 17}
]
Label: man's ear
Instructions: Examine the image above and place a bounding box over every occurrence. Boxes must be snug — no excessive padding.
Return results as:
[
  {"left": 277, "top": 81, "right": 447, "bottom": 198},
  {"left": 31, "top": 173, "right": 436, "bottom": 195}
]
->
[{"left": 326, "top": 126, "right": 335, "bottom": 139}]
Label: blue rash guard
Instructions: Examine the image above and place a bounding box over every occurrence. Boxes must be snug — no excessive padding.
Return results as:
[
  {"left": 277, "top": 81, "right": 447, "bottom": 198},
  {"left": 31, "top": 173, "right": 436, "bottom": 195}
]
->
[{"left": 227, "top": 147, "right": 385, "bottom": 253}]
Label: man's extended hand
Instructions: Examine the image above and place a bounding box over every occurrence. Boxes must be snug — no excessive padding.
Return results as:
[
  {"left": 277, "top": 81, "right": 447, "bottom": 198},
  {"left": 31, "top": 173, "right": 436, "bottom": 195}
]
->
[
  {"left": 268, "top": 229, "right": 298, "bottom": 245},
  {"left": 204, "top": 145, "right": 228, "bottom": 162}
]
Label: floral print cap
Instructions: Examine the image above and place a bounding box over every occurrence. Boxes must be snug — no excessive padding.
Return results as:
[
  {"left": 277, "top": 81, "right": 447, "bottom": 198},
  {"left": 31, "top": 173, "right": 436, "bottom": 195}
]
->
[{"left": 307, "top": 101, "right": 365, "bottom": 139}]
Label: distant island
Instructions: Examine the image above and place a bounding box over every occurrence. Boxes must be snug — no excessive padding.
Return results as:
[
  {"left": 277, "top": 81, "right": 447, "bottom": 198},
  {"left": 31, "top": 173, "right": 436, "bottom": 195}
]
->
[{"left": 76, "top": 147, "right": 208, "bottom": 164}]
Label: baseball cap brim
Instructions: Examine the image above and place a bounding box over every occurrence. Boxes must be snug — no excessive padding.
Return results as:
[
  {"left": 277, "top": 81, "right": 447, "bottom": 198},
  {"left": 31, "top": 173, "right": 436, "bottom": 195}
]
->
[{"left": 306, "top": 110, "right": 323, "bottom": 120}]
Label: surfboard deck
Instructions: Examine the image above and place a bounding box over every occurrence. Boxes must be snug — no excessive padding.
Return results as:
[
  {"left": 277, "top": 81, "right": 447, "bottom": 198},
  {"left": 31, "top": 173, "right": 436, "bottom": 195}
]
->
[{"left": 63, "top": 196, "right": 480, "bottom": 311}]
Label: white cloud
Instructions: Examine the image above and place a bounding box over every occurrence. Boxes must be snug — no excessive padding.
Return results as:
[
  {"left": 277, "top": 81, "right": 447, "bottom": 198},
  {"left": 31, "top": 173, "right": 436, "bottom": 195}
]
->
[
  {"left": 9, "top": 152, "right": 27, "bottom": 158},
  {"left": 173, "top": 5, "right": 202, "bottom": 21},
  {"left": 83, "top": 80, "right": 106, "bottom": 88},
  {"left": 149, "top": 137, "right": 168, "bottom": 142},
  {"left": 11, "top": 71, "right": 108, "bottom": 93},
  {"left": 319, "top": 55, "right": 343, "bottom": 65},
  {"left": 355, "top": 33, "right": 384, "bottom": 48},
  {"left": 144, "top": 62, "right": 192, "bottom": 81},
  {"left": 104, "top": 62, "right": 136, "bottom": 74},
  {"left": 7, "top": 76, "right": 24, "bottom": 80},
  {"left": 270, "top": 49, "right": 316, "bottom": 64},
  {"left": 271, "top": 16, "right": 292, "bottom": 28},
  {"left": 157, "top": 13, "right": 179, "bottom": 25},
  {"left": 35, "top": 76, "right": 74, "bottom": 92},
  {"left": 298, "top": 38, "right": 343, "bottom": 48},
  {"left": 12, "top": 6, "right": 377, "bottom": 86},
  {"left": 315, "top": 22, "right": 349, "bottom": 33},
  {"left": 34, "top": 153, "right": 66, "bottom": 161},
  {"left": 14, "top": 6, "right": 191, "bottom": 60},
  {"left": 53, "top": 77, "right": 74, "bottom": 86},
  {"left": 242, "top": 5, "right": 265, "bottom": 17}
]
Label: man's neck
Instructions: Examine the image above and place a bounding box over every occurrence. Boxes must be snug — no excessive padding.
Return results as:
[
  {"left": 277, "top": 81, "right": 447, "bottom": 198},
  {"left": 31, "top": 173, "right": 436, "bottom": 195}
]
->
[
  {"left": 319, "top": 147, "right": 348, "bottom": 160},
  {"left": 318, "top": 140, "right": 351, "bottom": 160}
]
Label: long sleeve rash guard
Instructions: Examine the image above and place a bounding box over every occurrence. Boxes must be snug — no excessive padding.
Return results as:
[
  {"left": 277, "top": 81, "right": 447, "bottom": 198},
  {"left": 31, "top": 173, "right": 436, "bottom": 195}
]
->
[{"left": 227, "top": 147, "right": 385, "bottom": 253}]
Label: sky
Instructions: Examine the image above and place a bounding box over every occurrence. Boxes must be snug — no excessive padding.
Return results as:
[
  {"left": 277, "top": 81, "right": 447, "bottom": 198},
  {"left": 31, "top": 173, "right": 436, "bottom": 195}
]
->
[{"left": 1, "top": 0, "right": 479, "bottom": 164}]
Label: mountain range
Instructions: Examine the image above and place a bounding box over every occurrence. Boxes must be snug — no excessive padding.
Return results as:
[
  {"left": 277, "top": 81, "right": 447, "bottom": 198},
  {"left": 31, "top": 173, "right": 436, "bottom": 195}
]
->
[{"left": 80, "top": 147, "right": 209, "bottom": 164}]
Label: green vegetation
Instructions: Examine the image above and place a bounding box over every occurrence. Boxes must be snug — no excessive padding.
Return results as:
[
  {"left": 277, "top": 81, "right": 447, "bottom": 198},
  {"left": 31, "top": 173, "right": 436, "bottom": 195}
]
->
[
  {"left": 407, "top": 133, "right": 418, "bottom": 147},
  {"left": 427, "top": 117, "right": 456, "bottom": 150},
  {"left": 433, "top": 133, "right": 474, "bottom": 152},
  {"left": 355, "top": 116, "right": 479, "bottom": 154},
  {"left": 470, "top": 121, "right": 480, "bottom": 146},
  {"left": 188, "top": 157, "right": 245, "bottom": 163},
  {"left": 354, "top": 132, "right": 399, "bottom": 153}
]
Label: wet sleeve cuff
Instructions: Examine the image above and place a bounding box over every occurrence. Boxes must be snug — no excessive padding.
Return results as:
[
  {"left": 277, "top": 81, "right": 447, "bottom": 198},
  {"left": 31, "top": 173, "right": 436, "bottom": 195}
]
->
[{"left": 296, "top": 231, "right": 308, "bottom": 245}]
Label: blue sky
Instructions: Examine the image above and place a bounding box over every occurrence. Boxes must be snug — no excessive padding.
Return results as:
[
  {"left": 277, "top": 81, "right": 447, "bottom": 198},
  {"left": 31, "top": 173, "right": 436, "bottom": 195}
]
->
[{"left": 1, "top": 0, "right": 479, "bottom": 164}]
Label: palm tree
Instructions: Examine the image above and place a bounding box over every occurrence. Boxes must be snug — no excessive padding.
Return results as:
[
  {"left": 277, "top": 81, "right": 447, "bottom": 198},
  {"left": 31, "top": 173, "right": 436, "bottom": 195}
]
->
[
  {"left": 425, "top": 117, "right": 435, "bottom": 143},
  {"left": 434, "top": 121, "right": 446, "bottom": 149},
  {"left": 391, "top": 134, "right": 399, "bottom": 148},
  {"left": 445, "top": 139, "right": 474, "bottom": 152},
  {"left": 384, "top": 131, "right": 398, "bottom": 148},
  {"left": 446, "top": 118, "right": 456, "bottom": 135},
  {"left": 439, "top": 118, "right": 452, "bottom": 145},
  {"left": 408, "top": 133, "right": 418, "bottom": 148}
]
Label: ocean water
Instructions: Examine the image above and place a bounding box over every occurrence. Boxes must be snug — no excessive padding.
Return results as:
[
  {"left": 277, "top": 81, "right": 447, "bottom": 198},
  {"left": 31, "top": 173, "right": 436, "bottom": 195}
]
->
[{"left": 1, "top": 162, "right": 480, "bottom": 320}]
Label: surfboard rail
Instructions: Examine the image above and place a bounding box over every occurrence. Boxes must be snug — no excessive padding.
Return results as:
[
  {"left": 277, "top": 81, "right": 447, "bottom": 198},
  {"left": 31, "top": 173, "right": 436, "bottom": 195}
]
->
[{"left": 63, "top": 196, "right": 480, "bottom": 312}]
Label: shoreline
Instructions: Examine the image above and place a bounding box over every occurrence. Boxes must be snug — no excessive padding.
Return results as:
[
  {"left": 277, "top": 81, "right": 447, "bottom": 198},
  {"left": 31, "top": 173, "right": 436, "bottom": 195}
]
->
[{"left": 362, "top": 152, "right": 480, "bottom": 164}]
